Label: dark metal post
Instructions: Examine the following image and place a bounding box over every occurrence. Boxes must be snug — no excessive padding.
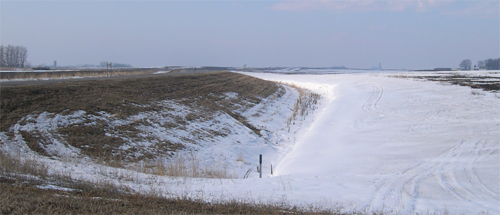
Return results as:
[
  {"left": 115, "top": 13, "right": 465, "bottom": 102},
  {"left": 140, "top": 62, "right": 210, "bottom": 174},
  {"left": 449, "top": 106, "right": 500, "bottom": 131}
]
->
[{"left": 259, "top": 154, "right": 262, "bottom": 178}]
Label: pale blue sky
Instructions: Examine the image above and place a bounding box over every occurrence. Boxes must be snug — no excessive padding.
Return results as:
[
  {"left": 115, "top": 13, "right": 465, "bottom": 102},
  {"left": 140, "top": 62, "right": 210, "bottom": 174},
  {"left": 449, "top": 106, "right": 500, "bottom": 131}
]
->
[{"left": 1, "top": 0, "right": 498, "bottom": 69}]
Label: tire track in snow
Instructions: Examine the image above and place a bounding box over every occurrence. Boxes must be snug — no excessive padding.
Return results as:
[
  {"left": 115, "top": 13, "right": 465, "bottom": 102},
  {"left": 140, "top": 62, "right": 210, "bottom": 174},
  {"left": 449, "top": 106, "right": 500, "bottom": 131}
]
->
[
  {"left": 364, "top": 148, "right": 440, "bottom": 212},
  {"left": 358, "top": 82, "right": 433, "bottom": 126},
  {"left": 434, "top": 139, "right": 499, "bottom": 212},
  {"left": 361, "top": 82, "right": 383, "bottom": 113},
  {"left": 354, "top": 82, "right": 384, "bottom": 130},
  {"left": 461, "top": 140, "right": 499, "bottom": 199},
  {"left": 359, "top": 81, "right": 441, "bottom": 136},
  {"left": 354, "top": 80, "right": 499, "bottom": 213},
  {"left": 363, "top": 139, "right": 499, "bottom": 213}
]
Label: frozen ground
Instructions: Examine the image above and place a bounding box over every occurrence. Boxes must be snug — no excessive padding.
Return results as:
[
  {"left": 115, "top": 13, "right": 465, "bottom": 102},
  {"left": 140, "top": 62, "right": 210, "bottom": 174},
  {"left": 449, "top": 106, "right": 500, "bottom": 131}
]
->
[
  {"left": 2, "top": 70, "right": 499, "bottom": 214},
  {"left": 242, "top": 71, "right": 499, "bottom": 214}
]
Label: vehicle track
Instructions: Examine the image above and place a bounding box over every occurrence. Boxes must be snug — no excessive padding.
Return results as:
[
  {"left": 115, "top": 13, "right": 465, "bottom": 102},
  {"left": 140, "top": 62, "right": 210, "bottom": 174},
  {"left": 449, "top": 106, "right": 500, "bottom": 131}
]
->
[
  {"left": 355, "top": 81, "right": 500, "bottom": 213},
  {"left": 361, "top": 82, "right": 383, "bottom": 114},
  {"left": 362, "top": 138, "right": 499, "bottom": 213},
  {"left": 354, "top": 82, "right": 384, "bottom": 130}
]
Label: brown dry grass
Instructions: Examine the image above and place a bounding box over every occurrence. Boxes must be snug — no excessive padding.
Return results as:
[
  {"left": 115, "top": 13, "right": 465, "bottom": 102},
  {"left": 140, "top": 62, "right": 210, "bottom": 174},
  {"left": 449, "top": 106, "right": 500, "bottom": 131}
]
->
[
  {"left": 282, "top": 83, "right": 321, "bottom": 127},
  {"left": 144, "top": 152, "right": 235, "bottom": 179},
  {"left": 0, "top": 182, "right": 343, "bottom": 215},
  {"left": 0, "top": 151, "right": 48, "bottom": 179},
  {"left": 389, "top": 73, "right": 500, "bottom": 92},
  {"left": 0, "top": 151, "right": 343, "bottom": 215},
  {"left": 1, "top": 71, "right": 279, "bottom": 164}
]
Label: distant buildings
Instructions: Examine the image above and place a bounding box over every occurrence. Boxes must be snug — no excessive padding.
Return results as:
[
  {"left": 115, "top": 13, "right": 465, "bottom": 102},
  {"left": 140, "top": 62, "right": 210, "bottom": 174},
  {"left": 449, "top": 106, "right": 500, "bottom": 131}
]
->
[{"left": 371, "top": 63, "right": 382, "bottom": 70}]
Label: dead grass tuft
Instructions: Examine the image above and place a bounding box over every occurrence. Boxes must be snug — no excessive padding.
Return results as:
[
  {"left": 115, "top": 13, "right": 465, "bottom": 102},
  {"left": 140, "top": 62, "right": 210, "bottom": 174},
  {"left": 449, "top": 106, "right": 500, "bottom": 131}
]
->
[
  {"left": 0, "top": 151, "right": 48, "bottom": 179},
  {"left": 0, "top": 181, "right": 348, "bottom": 214},
  {"left": 282, "top": 83, "right": 322, "bottom": 128},
  {"left": 137, "top": 153, "right": 235, "bottom": 179},
  {"left": 471, "top": 90, "right": 486, "bottom": 96}
]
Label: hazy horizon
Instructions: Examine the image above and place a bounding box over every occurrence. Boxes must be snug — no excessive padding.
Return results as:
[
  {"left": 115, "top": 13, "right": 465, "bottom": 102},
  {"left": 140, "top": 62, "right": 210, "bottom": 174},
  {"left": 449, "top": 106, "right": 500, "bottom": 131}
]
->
[{"left": 1, "top": 0, "right": 499, "bottom": 70}]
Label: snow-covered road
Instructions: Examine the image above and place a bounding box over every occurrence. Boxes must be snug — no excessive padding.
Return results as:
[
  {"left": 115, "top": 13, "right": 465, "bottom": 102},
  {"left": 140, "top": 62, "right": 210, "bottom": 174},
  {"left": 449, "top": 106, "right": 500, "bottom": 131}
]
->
[{"left": 240, "top": 72, "right": 500, "bottom": 214}]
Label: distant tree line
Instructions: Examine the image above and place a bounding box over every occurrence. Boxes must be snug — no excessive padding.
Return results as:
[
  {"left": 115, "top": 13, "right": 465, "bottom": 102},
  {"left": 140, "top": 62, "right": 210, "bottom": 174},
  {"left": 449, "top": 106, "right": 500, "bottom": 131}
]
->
[
  {"left": 0, "top": 45, "right": 28, "bottom": 68},
  {"left": 478, "top": 58, "right": 499, "bottom": 70},
  {"left": 460, "top": 58, "right": 499, "bottom": 70}
]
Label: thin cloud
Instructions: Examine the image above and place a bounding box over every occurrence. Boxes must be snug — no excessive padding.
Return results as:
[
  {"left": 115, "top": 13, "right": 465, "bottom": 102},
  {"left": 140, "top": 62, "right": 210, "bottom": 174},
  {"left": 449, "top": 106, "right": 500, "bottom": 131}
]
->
[{"left": 268, "top": 0, "right": 496, "bottom": 16}]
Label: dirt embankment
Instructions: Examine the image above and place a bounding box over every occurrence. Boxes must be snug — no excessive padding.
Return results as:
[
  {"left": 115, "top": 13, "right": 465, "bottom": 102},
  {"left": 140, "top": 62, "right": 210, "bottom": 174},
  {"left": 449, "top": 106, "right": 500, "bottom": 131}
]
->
[
  {"left": 1, "top": 71, "right": 281, "bottom": 162},
  {"left": 0, "top": 71, "right": 339, "bottom": 215}
]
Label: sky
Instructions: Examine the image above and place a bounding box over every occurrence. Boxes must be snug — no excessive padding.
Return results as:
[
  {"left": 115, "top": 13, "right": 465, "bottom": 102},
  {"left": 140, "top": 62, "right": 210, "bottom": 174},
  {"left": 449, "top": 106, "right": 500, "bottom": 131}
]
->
[{"left": 1, "top": 0, "right": 499, "bottom": 70}]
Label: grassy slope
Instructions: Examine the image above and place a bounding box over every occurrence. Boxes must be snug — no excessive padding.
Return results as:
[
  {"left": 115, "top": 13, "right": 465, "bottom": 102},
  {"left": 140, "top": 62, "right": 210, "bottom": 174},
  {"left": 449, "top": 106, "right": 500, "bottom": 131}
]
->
[
  {"left": 1, "top": 71, "right": 280, "bottom": 162},
  {"left": 1, "top": 71, "right": 278, "bottom": 131},
  {"left": 0, "top": 72, "right": 342, "bottom": 214},
  {"left": 0, "top": 181, "right": 309, "bottom": 215}
]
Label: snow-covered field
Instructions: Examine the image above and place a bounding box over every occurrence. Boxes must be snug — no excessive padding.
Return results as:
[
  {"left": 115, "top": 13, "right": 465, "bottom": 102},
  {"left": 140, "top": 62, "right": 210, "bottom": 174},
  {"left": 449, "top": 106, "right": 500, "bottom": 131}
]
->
[
  {"left": 242, "top": 71, "right": 500, "bottom": 214},
  {"left": 2, "top": 70, "right": 499, "bottom": 214}
]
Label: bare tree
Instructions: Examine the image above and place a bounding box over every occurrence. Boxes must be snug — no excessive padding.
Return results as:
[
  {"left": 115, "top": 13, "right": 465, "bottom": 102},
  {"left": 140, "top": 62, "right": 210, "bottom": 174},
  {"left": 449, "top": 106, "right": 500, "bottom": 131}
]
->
[
  {"left": 0, "top": 45, "right": 4, "bottom": 67},
  {"left": 0, "top": 45, "right": 29, "bottom": 68},
  {"left": 478, "top": 60, "right": 486, "bottom": 69},
  {"left": 485, "top": 58, "right": 500, "bottom": 70},
  {"left": 5, "top": 45, "right": 14, "bottom": 67},
  {"left": 459, "top": 59, "right": 472, "bottom": 70},
  {"left": 19, "top": 46, "right": 28, "bottom": 68}
]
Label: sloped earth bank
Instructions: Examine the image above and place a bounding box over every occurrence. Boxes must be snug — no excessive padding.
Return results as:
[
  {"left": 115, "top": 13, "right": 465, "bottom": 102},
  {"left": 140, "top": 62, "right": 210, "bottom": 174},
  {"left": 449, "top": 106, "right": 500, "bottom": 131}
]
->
[
  {"left": 1, "top": 71, "right": 321, "bottom": 179},
  {"left": 1, "top": 69, "right": 324, "bottom": 193}
]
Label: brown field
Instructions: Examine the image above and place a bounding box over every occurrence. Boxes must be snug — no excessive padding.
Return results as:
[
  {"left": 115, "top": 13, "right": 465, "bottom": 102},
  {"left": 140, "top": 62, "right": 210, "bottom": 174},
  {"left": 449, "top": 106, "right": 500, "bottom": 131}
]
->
[
  {"left": 1, "top": 71, "right": 281, "bottom": 162},
  {"left": 391, "top": 72, "right": 500, "bottom": 92}
]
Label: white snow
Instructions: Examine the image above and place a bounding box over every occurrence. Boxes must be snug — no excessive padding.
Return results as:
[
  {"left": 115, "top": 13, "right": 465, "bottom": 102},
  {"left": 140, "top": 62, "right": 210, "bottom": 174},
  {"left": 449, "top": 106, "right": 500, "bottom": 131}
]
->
[
  {"left": 238, "top": 71, "right": 500, "bottom": 214},
  {"left": 1, "top": 69, "right": 499, "bottom": 214},
  {"left": 154, "top": 71, "right": 171, "bottom": 74},
  {"left": 36, "top": 184, "right": 79, "bottom": 192}
]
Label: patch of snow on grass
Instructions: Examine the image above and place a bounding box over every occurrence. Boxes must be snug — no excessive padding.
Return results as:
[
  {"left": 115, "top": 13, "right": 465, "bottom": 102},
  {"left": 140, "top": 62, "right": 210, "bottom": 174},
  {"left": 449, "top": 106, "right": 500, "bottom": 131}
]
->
[
  {"left": 154, "top": 71, "right": 170, "bottom": 74},
  {"left": 223, "top": 92, "right": 238, "bottom": 100},
  {"left": 36, "top": 184, "right": 79, "bottom": 192}
]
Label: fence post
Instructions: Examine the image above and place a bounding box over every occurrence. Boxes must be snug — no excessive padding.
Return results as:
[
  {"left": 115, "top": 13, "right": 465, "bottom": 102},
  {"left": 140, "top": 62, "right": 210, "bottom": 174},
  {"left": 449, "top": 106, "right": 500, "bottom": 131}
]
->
[{"left": 259, "top": 154, "right": 262, "bottom": 178}]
